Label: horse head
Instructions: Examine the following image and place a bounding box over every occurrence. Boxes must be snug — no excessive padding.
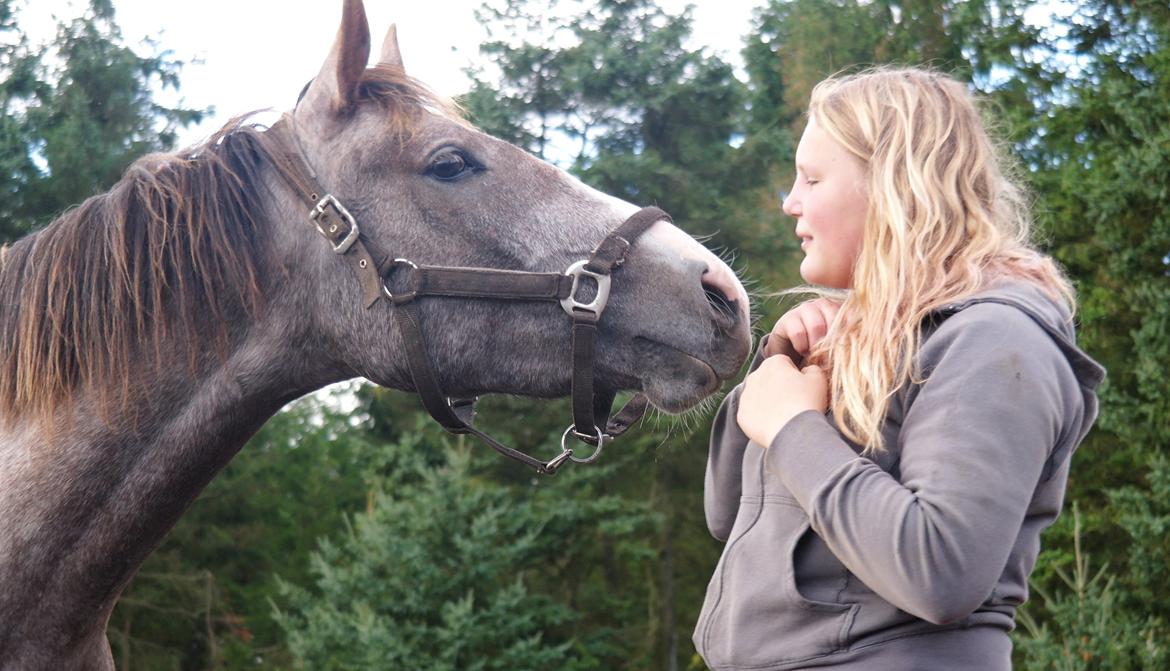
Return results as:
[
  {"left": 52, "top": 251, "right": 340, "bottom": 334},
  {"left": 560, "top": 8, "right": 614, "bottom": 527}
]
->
[{"left": 269, "top": 0, "right": 752, "bottom": 422}]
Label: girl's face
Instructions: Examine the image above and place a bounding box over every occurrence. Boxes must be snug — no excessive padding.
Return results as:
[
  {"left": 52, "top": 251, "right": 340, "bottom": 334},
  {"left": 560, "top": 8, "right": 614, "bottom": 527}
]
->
[{"left": 782, "top": 116, "right": 869, "bottom": 289}]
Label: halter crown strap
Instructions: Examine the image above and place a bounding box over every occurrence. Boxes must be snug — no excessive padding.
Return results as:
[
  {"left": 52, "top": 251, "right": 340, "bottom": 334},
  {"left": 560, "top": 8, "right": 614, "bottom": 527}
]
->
[{"left": 267, "top": 119, "right": 387, "bottom": 307}]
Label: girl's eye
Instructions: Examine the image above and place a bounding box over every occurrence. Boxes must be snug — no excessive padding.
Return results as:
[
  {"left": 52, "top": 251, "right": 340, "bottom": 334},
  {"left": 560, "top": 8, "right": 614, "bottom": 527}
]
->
[
  {"left": 427, "top": 150, "right": 475, "bottom": 181},
  {"left": 806, "top": 178, "right": 819, "bottom": 186}
]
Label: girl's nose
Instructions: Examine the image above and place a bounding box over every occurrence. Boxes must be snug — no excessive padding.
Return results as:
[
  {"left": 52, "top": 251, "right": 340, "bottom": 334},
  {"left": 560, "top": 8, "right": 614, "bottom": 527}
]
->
[{"left": 781, "top": 188, "right": 800, "bottom": 218}]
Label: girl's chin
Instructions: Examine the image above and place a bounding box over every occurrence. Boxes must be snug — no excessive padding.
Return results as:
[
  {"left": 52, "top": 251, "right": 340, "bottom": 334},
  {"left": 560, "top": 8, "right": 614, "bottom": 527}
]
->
[
  {"left": 799, "top": 260, "right": 849, "bottom": 289},
  {"left": 798, "top": 257, "right": 821, "bottom": 284}
]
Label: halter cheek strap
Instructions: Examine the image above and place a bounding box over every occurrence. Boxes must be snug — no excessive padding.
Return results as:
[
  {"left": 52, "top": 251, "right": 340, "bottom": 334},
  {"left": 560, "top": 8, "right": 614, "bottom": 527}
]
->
[{"left": 266, "top": 119, "right": 663, "bottom": 474}]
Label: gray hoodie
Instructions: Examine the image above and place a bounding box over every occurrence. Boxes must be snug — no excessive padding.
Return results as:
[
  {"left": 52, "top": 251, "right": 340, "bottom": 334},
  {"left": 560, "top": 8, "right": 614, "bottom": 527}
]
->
[{"left": 693, "top": 281, "right": 1105, "bottom": 670}]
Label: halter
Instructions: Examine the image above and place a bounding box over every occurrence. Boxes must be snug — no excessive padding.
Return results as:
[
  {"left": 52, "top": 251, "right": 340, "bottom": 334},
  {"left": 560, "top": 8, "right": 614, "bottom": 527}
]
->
[{"left": 266, "top": 120, "right": 663, "bottom": 474}]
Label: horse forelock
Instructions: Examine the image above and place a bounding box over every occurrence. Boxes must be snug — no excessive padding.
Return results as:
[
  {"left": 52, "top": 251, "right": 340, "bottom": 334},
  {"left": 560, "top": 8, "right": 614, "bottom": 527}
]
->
[
  {"left": 355, "top": 65, "right": 470, "bottom": 135},
  {"left": 0, "top": 118, "right": 277, "bottom": 429}
]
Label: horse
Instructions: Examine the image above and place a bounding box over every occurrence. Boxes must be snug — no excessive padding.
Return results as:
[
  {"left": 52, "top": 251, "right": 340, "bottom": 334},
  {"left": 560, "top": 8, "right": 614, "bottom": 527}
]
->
[{"left": 0, "top": 1, "right": 751, "bottom": 668}]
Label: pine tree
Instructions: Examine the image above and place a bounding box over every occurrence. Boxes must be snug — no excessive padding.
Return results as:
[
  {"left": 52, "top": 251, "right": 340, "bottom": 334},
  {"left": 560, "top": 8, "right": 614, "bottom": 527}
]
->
[
  {"left": 0, "top": 0, "right": 203, "bottom": 241},
  {"left": 274, "top": 418, "right": 663, "bottom": 670}
]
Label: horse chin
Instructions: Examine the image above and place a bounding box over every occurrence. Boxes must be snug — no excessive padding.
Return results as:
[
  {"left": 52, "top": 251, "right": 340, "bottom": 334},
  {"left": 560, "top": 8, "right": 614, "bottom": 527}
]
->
[{"left": 632, "top": 338, "right": 723, "bottom": 414}]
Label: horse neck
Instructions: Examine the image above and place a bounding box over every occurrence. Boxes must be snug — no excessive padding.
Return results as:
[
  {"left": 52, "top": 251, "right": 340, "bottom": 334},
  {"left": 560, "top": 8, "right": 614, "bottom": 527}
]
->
[{"left": 0, "top": 276, "right": 330, "bottom": 668}]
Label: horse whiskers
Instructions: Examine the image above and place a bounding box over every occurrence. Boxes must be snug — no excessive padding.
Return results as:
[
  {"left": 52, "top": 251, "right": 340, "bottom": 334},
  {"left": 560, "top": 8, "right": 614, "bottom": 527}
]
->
[{"left": 641, "top": 389, "right": 730, "bottom": 455}]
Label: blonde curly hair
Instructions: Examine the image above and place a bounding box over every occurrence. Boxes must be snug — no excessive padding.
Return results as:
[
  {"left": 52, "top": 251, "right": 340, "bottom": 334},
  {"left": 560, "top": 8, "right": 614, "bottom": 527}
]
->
[{"left": 802, "top": 67, "right": 1073, "bottom": 453}]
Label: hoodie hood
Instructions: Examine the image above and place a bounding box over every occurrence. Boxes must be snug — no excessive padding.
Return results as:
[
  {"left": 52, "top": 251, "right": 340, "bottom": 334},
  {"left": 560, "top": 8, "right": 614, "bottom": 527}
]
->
[
  {"left": 931, "top": 279, "right": 1106, "bottom": 479},
  {"left": 935, "top": 280, "right": 1105, "bottom": 390}
]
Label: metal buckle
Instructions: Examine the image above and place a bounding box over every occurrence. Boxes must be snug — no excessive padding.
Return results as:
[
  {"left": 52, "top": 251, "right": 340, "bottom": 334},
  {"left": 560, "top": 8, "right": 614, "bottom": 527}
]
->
[
  {"left": 561, "top": 424, "right": 607, "bottom": 464},
  {"left": 560, "top": 260, "right": 611, "bottom": 318},
  {"left": 310, "top": 194, "right": 360, "bottom": 255}
]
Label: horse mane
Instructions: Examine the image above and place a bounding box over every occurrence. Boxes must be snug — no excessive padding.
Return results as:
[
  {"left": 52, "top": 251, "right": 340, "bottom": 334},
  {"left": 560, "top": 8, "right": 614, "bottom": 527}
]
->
[
  {"left": 0, "top": 66, "right": 462, "bottom": 428},
  {"left": 0, "top": 119, "right": 272, "bottom": 427}
]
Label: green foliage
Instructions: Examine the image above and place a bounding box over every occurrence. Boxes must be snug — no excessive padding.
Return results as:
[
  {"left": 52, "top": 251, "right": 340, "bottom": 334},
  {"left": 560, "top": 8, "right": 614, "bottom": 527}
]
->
[
  {"left": 0, "top": 0, "right": 203, "bottom": 241},
  {"left": 744, "top": 0, "right": 1046, "bottom": 136},
  {"left": 1106, "top": 455, "right": 1170, "bottom": 642},
  {"left": 0, "top": 0, "right": 42, "bottom": 242},
  {"left": 1016, "top": 506, "right": 1167, "bottom": 670},
  {"left": 1009, "top": 5, "right": 1170, "bottom": 663},
  {"left": 273, "top": 417, "right": 663, "bottom": 670},
  {"left": 1030, "top": 0, "right": 1170, "bottom": 482}
]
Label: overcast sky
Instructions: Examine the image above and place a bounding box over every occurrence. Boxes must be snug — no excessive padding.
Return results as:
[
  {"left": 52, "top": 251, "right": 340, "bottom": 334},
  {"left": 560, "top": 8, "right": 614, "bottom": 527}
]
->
[{"left": 20, "top": 0, "right": 766, "bottom": 148}]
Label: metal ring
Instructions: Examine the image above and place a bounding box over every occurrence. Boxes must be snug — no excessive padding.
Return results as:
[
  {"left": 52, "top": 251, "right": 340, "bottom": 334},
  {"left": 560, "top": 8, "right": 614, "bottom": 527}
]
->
[
  {"left": 561, "top": 424, "right": 607, "bottom": 464},
  {"left": 382, "top": 258, "right": 420, "bottom": 301}
]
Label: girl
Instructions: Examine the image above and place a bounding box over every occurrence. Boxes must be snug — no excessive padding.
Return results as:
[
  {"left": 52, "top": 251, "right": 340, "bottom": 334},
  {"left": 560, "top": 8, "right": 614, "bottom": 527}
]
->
[{"left": 693, "top": 68, "right": 1104, "bottom": 670}]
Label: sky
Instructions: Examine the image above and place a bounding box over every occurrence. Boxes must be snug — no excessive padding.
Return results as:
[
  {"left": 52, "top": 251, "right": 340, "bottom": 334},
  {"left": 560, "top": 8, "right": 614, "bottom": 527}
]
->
[{"left": 19, "top": 0, "right": 767, "bottom": 148}]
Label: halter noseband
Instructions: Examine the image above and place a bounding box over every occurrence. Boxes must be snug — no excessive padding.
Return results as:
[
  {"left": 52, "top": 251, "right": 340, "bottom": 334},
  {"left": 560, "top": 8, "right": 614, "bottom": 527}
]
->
[{"left": 267, "top": 119, "right": 662, "bottom": 474}]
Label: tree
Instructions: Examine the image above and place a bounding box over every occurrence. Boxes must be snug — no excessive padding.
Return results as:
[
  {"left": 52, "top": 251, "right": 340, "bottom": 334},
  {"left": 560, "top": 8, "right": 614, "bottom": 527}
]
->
[
  {"left": 0, "top": 0, "right": 43, "bottom": 241},
  {"left": 1012, "top": 2, "right": 1170, "bottom": 663},
  {"left": 274, "top": 417, "right": 663, "bottom": 670},
  {"left": 0, "top": 0, "right": 203, "bottom": 241},
  {"left": 1016, "top": 505, "right": 1167, "bottom": 670}
]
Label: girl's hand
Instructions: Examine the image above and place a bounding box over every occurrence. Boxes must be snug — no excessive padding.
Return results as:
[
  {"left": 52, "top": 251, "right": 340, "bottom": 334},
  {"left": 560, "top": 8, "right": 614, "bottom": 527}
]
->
[
  {"left": 737, "top": 355, "right": 830, "bottom": 447},
  {"left": 763, "top": 298, "right": 842, "bottom": 360}
]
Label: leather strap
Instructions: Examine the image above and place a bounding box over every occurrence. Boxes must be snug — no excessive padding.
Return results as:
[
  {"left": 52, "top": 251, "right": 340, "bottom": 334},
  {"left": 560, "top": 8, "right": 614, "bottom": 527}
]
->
[
  {"left": 567, "top": 206, "right": 667, "bottom": 444},
  {"left": 269, "top": 117, "right": 668, "bottom": 474},
  {"left": 394, "top": 300, "right": 558, "bottom": 473},
  {"left": 388, "top": 265, "right": 574, "bottom": 303},
  {"left": 586, "top": 206, "right": 664, "bottom": 274},
  {"left": 267, "top": 120, "right": 387, "bottom": 307},
  {"left": 570, "top": 320, "right": 601, "bottom": 441}
]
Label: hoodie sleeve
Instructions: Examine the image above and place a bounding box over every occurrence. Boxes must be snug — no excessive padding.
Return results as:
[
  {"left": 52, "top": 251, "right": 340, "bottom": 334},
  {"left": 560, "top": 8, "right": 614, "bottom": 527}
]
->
[
  {"left": 764, "top": 304, "right": 1083, "bottom": 624},
  {"left": 704, "top": 387, "right": 749, "bottom": 541},
  {"left": 704, "top": 335, "right": 793, "bottom": 541}
]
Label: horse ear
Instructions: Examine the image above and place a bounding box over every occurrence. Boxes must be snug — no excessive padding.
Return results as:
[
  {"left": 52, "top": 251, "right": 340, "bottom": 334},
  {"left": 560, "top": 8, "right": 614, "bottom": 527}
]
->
[
  {"left": 378, "top": 24, "right": 404, "bottom": 70},
  {"left": 298, "top": 0, "right": 371, "bottom": 117}
]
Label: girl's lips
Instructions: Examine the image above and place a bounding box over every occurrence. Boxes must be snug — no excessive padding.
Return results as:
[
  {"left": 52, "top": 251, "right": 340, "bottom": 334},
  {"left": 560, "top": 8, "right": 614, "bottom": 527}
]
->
[{"left": 799, "top": 236, "right": 812, "bottom": 250}]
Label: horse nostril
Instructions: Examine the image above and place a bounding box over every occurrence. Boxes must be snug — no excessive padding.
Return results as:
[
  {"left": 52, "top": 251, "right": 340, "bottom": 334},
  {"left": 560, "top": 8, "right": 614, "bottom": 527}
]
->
[
  {"left": 702, "top": 270, "right": 739, "bottom": 325},
  {"left": 705, "top": 285, "right": 737, "bottom": 322}
]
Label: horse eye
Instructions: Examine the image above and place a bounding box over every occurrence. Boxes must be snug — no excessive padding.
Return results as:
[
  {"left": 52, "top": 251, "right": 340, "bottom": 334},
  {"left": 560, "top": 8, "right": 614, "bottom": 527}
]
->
[{"left": 427, "top": 150, "right": 474, "bottom": 181}]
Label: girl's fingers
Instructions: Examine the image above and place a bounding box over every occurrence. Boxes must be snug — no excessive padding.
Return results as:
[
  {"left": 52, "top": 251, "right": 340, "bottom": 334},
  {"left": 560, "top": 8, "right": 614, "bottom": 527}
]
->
[
  {"left": 763, "top": 332, "right": 793, "bottom": 358},
  {"left": 802, "top": 306, "right": 828, "bottom": 349},
  {"left": 768, "top": 297, "right": 843, "bottom": 359},
  {"left": 815, "top": 299, "right": 842, "bottom": 328}
]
